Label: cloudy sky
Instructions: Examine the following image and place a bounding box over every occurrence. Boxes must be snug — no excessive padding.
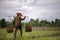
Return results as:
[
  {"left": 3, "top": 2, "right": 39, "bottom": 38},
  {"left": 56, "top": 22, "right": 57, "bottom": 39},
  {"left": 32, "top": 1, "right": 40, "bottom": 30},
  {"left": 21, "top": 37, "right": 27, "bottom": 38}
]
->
[{"left": 0, "top": 0, "right": 60, "bottom": 22}]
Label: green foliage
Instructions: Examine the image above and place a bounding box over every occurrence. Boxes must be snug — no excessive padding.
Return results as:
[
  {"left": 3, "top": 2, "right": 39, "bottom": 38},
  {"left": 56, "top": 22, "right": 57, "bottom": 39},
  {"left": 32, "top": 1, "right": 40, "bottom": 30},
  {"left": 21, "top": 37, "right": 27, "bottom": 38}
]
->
[
  {"left": 50, "top": 19, "right": 60, "bottom": 27},
  {"left": 23, "top": 18, "right": 60, "bottom": 27},
  {"left": 0, "top": 18, "right": 6, "bottom": 28},
  {"left": 0, "top": 29, "right": 7, "bottom": 40},
  {"left": 0, "top": 28, "right": 60, "bottom": 40},
  {"left": 0, "top": 18, "right": 60, "bottom": 28},
  {"left": 27, "top": 18, "right": 39, "bottom": 27},
  {"left": 39, "top": 20, "right": 50, "bottom": 26},
  {"left": 55, "top": 19, "right": 60, "bottom": 27}
]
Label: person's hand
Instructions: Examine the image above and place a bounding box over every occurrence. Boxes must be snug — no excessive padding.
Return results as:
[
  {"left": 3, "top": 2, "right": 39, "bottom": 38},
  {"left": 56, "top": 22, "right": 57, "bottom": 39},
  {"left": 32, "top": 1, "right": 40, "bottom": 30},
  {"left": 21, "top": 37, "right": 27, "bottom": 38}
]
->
[{"left": 24, "top": 16, "right": 26, "bottom": 18}]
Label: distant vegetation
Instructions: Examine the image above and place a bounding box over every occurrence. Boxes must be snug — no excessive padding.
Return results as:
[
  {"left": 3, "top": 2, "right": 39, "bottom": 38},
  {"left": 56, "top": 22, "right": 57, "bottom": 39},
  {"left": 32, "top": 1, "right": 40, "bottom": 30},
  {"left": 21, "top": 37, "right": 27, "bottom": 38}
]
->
[
  {"left": 0, "top": 18, "right": 60, "bottom": 28},
  {"left": 24, "top": 18, "right": 60, "bottom": 27},
  {"left": 0, "top": 18, "right": 6, "bottom": 28}
]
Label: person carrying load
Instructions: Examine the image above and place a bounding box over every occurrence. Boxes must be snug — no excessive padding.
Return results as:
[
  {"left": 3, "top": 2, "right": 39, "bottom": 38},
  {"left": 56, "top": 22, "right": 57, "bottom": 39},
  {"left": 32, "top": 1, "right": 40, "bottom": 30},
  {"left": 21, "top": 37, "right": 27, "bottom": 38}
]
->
[{"left": 13, "top": 12, "right": 26, "bottom": 40}]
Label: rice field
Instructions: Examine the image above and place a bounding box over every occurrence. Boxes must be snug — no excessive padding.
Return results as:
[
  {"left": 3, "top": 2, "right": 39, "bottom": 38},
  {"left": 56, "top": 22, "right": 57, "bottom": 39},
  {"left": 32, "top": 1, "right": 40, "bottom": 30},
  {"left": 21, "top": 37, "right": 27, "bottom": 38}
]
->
[{"left": 0, "top": 27, "right": 60, "bottom": 40}]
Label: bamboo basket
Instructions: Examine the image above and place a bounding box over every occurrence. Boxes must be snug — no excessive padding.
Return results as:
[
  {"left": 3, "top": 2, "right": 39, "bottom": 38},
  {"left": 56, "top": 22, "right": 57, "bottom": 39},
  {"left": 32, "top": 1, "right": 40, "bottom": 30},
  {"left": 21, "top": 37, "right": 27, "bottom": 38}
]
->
[
  {"left": 25, "top": 25, "right": 32, "bottom": 32},
  {"left": 6, "top": 26, "right": 14, "bottom": 33}
]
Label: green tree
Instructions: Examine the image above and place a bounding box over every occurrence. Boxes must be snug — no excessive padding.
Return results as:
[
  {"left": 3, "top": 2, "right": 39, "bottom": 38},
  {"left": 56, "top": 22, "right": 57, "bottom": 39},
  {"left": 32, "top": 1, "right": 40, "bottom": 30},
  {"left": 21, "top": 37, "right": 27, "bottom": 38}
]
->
[
  {"left": 35, "top": 18, "right": 39, "bottom": 27},
  {"left": 0, "top": 18, "right": 6, "bottom": 28},
  {"left": 29, "top": 18, "right": 35, "bottom": 26},
  {"left": 50, "top": 21, "right": 55, "bottom": 27},
  {"left": 55, "top": 19, "right": 60, "bottom": 27},
  {"left": 40, "top": 20, "right": 50, "bottom": 27}
]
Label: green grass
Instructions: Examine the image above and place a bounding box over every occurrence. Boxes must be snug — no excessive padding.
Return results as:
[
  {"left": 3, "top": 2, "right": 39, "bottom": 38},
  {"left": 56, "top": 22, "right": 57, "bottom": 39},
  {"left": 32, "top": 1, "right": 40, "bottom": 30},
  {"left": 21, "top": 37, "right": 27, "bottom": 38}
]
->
[
  {"left": 24, "top": 31, "right": 60, "bottom": 40},
  {"left": 0, "top": 27, "right": 60, "bottom": 40}
]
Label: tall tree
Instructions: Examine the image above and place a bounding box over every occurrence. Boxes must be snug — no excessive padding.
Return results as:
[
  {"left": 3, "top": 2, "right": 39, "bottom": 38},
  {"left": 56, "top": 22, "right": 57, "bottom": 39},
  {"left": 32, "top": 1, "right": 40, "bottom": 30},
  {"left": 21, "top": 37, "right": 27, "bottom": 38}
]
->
[
  {"left": 55, "top": 19, "right": 60, "bottom": 27},
  {"left": 0, "top": 18, "right": 6, "bottom": 28},
  {"left": 35, "top": 18, "right": 39, "bottom": 27},
  {"left": 29, "top": 18, "right": 35, "bottom": 26}
]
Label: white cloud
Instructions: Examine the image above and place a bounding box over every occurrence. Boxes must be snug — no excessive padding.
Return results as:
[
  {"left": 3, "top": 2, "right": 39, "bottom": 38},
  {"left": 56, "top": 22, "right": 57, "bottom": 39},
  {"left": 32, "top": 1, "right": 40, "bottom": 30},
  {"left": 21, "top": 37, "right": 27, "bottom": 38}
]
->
[
  {"left": 0, "top": 0, "right": 60, "bottom": 22},
  {"left": 21, "top": 5, "right": 33, "bottom": 10}
]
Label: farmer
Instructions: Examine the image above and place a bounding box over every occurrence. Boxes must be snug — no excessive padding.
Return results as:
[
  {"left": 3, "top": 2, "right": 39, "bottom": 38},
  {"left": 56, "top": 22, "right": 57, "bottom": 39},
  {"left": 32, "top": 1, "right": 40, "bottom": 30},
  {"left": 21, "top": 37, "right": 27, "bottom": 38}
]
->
[{"left": 13, "top": 12, "right": 26, "bottom": 40}]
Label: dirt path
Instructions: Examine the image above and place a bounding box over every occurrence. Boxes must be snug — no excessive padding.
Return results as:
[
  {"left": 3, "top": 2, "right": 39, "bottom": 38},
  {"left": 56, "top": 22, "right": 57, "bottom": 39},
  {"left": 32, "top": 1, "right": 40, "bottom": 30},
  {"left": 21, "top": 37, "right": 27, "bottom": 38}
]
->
[{"left": 32, "top": 27, "right": 60, "bottom": 31}]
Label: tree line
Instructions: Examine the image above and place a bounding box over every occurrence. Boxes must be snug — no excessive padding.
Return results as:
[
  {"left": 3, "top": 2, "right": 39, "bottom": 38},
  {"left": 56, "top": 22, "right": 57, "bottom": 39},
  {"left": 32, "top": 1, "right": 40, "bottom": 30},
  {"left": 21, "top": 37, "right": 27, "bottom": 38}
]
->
[
  {"left": 0, "top": 18, "right": 60, "bottom": 28},
  {"left": 24, "top": 18, "right": 60, "bottom": 27}
]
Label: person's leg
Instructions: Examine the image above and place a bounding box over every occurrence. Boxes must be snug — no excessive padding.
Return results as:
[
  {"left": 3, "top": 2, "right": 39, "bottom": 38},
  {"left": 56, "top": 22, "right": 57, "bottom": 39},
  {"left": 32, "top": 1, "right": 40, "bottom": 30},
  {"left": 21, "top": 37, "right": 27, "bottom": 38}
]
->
[
  {"left": 19, "top": 26, "right": 22, "bottom": 37},
  {"left": 14, "top": 27, "right": 18, "bottom": 40}
]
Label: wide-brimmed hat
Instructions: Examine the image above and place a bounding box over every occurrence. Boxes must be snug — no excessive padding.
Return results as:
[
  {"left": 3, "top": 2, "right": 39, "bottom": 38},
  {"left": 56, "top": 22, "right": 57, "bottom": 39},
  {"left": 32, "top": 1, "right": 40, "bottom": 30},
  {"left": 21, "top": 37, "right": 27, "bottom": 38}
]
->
[{"left": 16, "top": 13, "right": 22, "bottom": 16}]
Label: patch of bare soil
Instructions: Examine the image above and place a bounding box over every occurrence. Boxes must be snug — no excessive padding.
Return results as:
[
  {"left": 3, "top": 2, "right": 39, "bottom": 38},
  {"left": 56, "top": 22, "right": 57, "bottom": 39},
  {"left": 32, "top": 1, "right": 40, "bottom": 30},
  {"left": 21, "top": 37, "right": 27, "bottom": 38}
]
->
[{"left": 32, "top": 27, "right": 60, "bottom": 31}]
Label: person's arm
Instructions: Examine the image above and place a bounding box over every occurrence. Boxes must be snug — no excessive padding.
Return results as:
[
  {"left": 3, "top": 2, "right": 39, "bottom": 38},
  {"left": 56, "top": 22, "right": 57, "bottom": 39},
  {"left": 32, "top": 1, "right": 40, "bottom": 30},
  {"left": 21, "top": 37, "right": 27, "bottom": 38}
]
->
[{"left": 21, "top": 16, "right": 26, "bottom": 20}]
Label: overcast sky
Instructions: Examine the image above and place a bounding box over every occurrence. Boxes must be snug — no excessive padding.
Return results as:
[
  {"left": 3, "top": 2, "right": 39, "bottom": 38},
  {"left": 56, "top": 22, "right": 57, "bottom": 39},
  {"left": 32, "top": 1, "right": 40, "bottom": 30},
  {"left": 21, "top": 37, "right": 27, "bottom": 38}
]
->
[{"left": 0, "top": 0, "right": 60, "bottom": 22}]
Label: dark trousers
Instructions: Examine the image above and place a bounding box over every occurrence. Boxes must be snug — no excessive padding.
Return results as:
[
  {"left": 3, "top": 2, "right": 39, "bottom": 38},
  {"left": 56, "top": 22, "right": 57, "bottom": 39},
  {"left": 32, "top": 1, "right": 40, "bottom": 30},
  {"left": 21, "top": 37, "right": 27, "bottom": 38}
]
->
[{"left": 14, "top": 26, "right": 22, "bottom": 40}]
